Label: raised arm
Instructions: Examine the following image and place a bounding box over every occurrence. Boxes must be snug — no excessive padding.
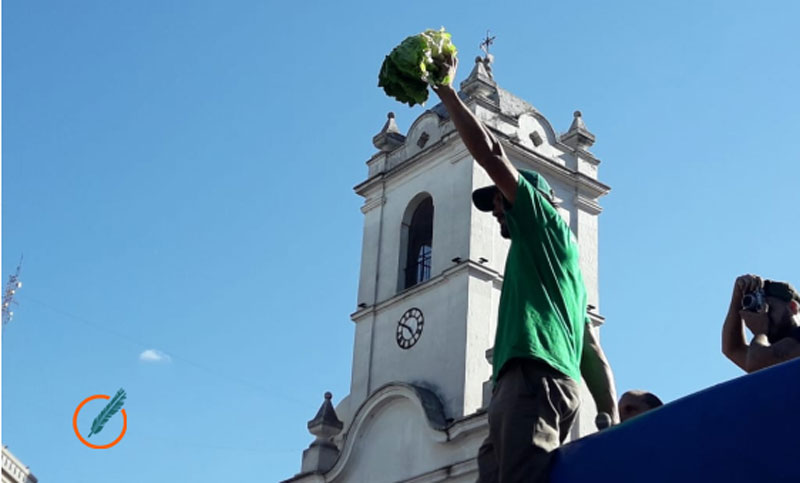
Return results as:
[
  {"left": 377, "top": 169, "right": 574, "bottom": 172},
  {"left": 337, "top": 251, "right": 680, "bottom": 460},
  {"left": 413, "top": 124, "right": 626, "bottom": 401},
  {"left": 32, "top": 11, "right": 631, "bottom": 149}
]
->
[
  {"left": 580, "top": 325, "right": 619, "bottom": 423},
  {"left": 722, "top": 275, "right": 761, "bottom": 371},
  {"left": 433, "top": 57, "right": 518, "bottom": 203}
]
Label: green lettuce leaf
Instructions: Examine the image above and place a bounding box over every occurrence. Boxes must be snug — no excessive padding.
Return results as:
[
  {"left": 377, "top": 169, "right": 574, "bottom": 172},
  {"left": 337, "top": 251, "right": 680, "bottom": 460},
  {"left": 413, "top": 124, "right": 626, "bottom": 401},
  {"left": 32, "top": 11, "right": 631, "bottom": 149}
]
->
[{"left": 378, "top": 28, "right": 458, "bottom": 107}]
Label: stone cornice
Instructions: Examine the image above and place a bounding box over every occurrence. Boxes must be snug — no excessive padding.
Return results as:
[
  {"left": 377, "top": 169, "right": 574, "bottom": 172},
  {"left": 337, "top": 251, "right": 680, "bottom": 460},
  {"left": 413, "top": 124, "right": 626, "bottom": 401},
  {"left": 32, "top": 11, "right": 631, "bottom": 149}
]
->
[
  {"left": 353, "top": 132, "right": 464, "bottom": 198},
  {"left": 403, "top": 458, "right": 479, "bottom": 483},
  {"left": 351, "top": 260, "right": 503, "bottom": 322},
  {"left": 356, "top": 115, "right": 610, "bottom": 203},
  {"left": 574, "top": 172, "right": 610, "bottom": 199},
  {"left": 574, "top": 194, "right": 603, "bottom": 215},
  {"left": 360, "top": 195, "right": 386, "bottom": 214},
  {"left": 503, "top": 140, "right": 610, "bottom": 200},
  {"left": 565, "top": 145, "right": 602, "bottom": 166},
  {"left": 588, "top": 310, "right": 606, "bottom": 328},
  {"left": 366, "top": 151, "right": 385, "bottom": 167}
]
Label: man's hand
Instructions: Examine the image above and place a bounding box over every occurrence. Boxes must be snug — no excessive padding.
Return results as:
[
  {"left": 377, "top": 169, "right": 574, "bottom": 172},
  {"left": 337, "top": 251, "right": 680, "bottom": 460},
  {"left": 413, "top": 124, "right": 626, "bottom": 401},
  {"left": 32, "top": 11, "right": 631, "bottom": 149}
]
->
[
  {"left": 431, "top": 55, "right": 457, "bottom": 96},
  {"left": 735, "top": 274, "right": 770, "bottom": 335},
  {"left": 735, "top": 274, "right": 764, "bottom": 299}
]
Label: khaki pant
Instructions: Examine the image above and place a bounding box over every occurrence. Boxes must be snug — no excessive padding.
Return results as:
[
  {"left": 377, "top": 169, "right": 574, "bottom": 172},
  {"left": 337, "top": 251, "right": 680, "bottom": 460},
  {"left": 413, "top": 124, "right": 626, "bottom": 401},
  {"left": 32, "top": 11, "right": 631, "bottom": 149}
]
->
[{"left": 477, "top": 358, "right": 580, "bottom": 483}]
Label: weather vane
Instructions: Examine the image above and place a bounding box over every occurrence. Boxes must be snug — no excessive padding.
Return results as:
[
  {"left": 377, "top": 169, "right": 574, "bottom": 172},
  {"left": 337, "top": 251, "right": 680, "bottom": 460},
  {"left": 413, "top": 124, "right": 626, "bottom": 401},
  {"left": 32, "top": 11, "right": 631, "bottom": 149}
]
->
[{"left": 480, "top": 30, "right": 496, "bottom": 57}]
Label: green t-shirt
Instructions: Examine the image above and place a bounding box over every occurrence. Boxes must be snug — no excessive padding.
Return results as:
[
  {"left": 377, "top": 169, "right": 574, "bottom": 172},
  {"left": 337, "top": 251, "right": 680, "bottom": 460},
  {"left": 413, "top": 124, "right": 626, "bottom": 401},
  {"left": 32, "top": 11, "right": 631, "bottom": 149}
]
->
[{"left": 492, "top": 175, "right": 588, "bottom": 382}]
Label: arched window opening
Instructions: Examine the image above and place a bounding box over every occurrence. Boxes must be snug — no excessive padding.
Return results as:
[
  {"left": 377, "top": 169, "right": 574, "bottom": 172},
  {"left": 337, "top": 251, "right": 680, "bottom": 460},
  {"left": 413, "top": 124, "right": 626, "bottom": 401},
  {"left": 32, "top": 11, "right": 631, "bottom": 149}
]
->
[{"left": 403, "top": 197, "right": 434, "bottom": 290}]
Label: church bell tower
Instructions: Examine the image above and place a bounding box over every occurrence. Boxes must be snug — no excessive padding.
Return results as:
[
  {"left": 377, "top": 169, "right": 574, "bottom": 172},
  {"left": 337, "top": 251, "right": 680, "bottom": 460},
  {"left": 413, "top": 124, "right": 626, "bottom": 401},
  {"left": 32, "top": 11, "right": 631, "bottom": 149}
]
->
[{"left": 285, "top": 51, "right": 611, "bottom": 483}]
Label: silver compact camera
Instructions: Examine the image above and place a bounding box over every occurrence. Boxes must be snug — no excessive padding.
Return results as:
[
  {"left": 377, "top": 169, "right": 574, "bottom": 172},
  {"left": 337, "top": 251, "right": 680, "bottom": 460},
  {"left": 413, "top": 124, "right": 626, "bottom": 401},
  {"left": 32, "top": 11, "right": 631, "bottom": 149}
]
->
[{"left": 742, "top": 289, "right": 766, "bottom": 312}]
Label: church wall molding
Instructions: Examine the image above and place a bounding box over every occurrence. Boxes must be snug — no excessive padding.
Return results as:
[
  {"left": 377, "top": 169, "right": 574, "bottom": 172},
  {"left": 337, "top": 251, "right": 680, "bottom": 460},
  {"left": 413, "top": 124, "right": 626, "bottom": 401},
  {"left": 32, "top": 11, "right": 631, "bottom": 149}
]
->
[
  {"left": 360, "top": 195, "right": 386, "bottom": 214},
  {"left": 315, "top": 383, "right": 488, "bottom": 483},
  {"left": 503, "top": 141, "right": 610, "bottom": 200},
  {"left": 322, "top": 383, "right": 448, "bottom": 482},
  {"left": 350, "top": 260, "right": 502, "bottom": 323},
  {"left": 574, "top": 194, "right": 603, "bottom": 215},
  {"left": 354, "top": 139, "right": 467, "bottom": 198},
  {"left": 401, "top": 457, "right": 479, "bottom": 483}
]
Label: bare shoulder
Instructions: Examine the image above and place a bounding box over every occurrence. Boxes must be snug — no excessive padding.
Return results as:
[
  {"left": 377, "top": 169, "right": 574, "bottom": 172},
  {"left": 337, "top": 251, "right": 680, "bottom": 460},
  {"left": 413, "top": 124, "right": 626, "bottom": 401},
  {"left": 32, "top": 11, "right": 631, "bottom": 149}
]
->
[{"left": 771, "top": 337, "right": 800, "bottom": 361}]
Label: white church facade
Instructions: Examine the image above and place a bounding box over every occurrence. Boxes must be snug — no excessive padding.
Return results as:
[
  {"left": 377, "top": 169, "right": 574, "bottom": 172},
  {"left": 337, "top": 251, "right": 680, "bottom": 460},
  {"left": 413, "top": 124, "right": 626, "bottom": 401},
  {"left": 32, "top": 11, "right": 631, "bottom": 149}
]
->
[{"left": 284, "top": 54, "right": 610, "bottom": 483}]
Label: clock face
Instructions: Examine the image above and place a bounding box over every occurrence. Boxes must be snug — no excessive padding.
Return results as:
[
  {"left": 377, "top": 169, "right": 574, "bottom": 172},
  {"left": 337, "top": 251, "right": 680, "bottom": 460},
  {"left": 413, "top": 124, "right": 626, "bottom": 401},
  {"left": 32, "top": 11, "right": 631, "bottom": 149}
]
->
[{"left": 396, "top": 308, "right": 424, "bottom": 350}]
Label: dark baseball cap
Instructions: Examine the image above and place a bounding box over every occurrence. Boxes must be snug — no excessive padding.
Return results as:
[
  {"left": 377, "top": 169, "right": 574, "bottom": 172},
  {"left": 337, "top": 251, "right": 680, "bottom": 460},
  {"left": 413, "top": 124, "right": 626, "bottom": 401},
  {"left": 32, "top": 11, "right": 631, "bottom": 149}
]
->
[
  {"left": 765, "top": 280, "right": 800, "bottom": 303},
  {"left": 472, "top": 169, "right": 555, "bottom": 212}
]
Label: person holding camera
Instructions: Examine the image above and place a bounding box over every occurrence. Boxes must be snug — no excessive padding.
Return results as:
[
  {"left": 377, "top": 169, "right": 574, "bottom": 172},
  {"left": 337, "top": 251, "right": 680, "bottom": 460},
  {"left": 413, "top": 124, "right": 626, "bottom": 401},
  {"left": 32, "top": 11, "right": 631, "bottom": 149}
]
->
[{"left": 722, "top": 274, "right": 800, "bottom": 373}]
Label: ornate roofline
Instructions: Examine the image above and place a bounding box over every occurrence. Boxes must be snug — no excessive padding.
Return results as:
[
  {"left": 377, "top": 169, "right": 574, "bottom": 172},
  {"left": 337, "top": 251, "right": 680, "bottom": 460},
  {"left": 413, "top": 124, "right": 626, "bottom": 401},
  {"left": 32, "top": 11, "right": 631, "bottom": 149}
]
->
[{"left": 286, "top": 383, "right": 486, "bottom": 483}]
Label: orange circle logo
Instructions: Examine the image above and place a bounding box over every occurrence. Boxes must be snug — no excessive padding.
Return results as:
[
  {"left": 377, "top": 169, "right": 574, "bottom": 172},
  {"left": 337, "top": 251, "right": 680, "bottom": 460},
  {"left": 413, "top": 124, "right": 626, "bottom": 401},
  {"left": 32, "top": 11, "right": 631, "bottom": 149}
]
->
[{"left": 73, "top": 394, "right": 127, "bottom": 449}]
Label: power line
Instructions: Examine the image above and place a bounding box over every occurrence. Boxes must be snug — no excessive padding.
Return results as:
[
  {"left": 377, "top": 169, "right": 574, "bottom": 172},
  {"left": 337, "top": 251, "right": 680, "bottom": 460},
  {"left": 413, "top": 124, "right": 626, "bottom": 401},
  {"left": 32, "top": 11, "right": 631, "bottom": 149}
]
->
[
  {"left": 21, "top": 295, "right": 306, "bottom": 406},
  {"left": 144, "top": 435, "right": 305, "bottom": 454}
]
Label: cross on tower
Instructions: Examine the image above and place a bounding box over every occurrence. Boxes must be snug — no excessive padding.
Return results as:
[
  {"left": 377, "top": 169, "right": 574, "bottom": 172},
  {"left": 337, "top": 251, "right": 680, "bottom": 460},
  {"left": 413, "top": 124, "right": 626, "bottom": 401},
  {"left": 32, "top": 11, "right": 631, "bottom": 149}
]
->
[{"left": 479, "top": 30, "right": 496, "bottom": 57}]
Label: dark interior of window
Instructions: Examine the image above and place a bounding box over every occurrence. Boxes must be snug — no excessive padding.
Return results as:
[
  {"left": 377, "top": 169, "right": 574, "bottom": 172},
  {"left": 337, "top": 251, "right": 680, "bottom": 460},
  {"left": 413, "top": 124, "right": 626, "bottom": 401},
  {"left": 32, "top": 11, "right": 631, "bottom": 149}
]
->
[{"left": 404, "top": 197, "right": 433, "bottom": 289}]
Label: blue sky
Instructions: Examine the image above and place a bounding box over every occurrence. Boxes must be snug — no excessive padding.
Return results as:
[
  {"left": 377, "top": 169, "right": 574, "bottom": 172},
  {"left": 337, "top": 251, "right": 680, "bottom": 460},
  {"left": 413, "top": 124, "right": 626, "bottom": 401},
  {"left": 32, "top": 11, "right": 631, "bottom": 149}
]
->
[{"left": 3, "top": 1, "right": 799, "bottom": 481}]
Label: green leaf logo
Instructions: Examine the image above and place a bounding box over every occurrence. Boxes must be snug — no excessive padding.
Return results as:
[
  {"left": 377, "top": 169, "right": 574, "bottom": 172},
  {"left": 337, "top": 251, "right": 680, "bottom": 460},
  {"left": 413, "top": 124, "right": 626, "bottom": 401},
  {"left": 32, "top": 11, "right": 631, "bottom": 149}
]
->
[{"left": 87, "top": 389, "right": 126, "bottom": 438}]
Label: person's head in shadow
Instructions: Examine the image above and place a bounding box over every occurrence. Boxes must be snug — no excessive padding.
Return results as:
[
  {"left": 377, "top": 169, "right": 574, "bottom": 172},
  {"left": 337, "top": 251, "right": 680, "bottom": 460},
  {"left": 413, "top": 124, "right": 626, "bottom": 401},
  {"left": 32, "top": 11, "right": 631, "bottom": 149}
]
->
[{"left": 619, "top": 390, "right": 663, "bottom": 423}]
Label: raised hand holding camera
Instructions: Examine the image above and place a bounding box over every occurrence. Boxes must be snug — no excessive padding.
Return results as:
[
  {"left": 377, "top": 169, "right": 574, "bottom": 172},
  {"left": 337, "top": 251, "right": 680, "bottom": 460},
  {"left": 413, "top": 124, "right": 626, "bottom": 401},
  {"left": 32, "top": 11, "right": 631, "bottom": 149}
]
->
[
  {"left": 735, "top": 274, "right": 770, "bottom": 335},
  {"left": 735, "top": 274, "right": 764, "bottom": 299}
]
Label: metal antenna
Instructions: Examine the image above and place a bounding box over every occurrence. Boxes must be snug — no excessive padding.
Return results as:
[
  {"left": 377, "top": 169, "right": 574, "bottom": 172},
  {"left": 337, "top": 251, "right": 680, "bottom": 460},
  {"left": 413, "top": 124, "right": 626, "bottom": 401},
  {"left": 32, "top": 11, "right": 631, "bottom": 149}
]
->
[{"left": 2, "top": 255, "right": 24, "bottom": 327}]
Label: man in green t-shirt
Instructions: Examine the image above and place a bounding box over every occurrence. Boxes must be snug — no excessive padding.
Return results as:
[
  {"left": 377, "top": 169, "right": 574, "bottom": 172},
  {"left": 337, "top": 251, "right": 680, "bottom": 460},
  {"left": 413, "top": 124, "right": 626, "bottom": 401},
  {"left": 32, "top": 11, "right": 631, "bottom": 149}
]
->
[{"left": 434, "top": 58, "right": 618, "bottom": 482}]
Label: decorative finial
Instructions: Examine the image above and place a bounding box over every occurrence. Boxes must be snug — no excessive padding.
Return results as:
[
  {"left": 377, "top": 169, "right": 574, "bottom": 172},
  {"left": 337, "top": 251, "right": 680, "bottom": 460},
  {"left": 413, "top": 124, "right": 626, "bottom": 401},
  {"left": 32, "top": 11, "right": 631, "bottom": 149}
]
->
[
  {"left": 561, "top": 109, "right": 596, "bottom": 151},
  {"left": 373, "top": 111, "right": 405, "bottom": 152},
  {"left": 302, "top": 390, "right": 344, "bottom": 474},
  {"left": 307, "top": 391, "right": 343, "bottom": 433}
]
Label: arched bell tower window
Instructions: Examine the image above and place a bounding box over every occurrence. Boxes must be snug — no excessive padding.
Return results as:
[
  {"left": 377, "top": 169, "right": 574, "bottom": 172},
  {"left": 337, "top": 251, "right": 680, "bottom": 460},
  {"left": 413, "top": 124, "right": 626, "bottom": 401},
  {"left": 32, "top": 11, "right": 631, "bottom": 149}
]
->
[{"left": 399, "top": 195, "right": 434, "bottom": 291}]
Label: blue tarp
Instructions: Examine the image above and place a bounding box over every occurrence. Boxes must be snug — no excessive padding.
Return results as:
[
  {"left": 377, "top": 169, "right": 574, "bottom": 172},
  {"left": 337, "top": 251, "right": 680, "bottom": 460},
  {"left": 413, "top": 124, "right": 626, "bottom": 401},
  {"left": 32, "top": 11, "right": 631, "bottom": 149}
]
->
[{"left": 550, "top": 359, "right": 800, "bottom": 483}]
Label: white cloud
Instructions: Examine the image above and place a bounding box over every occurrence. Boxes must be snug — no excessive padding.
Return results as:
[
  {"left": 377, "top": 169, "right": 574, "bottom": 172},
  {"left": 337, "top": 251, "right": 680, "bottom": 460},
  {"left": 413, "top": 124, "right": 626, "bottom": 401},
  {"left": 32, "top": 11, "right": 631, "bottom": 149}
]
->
[{"left": 139, "top": 349, "right": 172, "bottom": 363}]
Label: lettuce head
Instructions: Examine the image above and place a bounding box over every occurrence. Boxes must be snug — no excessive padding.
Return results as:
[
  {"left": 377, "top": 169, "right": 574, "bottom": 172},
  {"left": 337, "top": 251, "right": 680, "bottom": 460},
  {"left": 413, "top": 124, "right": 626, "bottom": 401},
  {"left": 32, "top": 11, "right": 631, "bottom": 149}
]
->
[{"left": 378, "top": 28, "right": 458, "bottom": 107}]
